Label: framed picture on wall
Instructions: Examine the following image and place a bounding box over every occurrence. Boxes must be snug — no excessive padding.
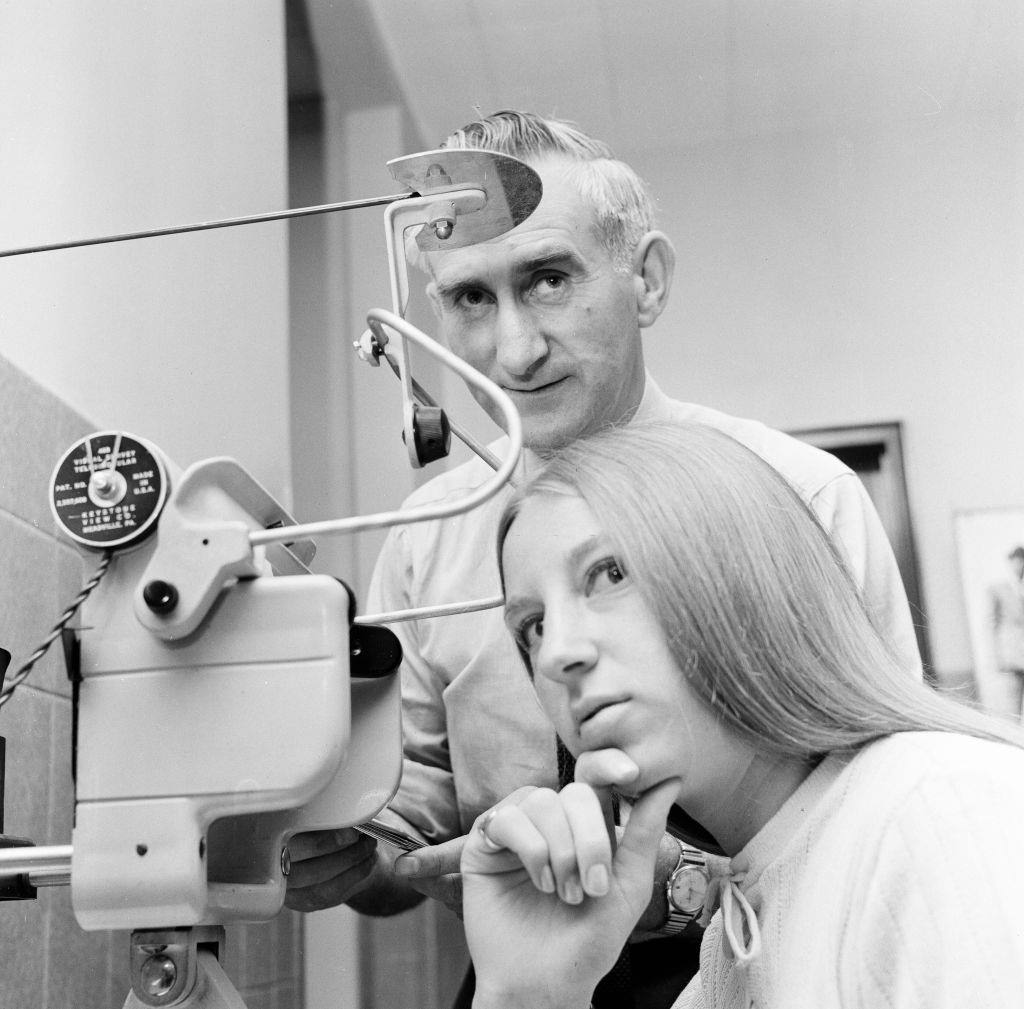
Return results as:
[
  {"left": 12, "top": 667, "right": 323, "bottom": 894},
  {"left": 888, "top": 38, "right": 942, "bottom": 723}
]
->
[{"left": 953, "top": 507, "right": 1024, "bottom": 718}]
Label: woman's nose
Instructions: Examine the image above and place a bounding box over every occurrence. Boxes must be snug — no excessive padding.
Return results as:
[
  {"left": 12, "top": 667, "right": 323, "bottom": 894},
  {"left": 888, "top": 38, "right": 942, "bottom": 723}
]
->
[{"left": 535, "top": 612, "right": 599, "bottom": 684}]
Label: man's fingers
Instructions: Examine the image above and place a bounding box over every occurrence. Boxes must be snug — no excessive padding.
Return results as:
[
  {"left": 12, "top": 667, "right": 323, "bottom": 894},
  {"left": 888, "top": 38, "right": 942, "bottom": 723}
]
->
[
  {"left": 394, "top": 834, "right": 465, "bottom": 879},
  {"left": 395, "top": 788, "right": 538, "bottom": 881},
  {"left": 286, "top": 827, "right": 366, "bottom": 861},
  {"left": 406, "top": 871, "right": 464, "bottom": 917},
  {"left": 285, "top": 835, "right": 376, "bottom": 888},
  {"left": 283, "top": 839, "right": 379, "bottom": 911}
]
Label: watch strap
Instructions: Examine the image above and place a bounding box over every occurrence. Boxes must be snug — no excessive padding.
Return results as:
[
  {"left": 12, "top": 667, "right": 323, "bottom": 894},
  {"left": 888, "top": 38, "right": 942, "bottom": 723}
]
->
[{"left": 662, "top": 838, "right": 709, "bottom": 935}]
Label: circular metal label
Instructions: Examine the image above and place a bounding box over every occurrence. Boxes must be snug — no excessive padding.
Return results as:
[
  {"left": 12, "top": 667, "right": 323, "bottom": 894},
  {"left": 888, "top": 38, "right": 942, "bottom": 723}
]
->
[{"left": 50, "top": 431, "right": 168, "bottom": 550}]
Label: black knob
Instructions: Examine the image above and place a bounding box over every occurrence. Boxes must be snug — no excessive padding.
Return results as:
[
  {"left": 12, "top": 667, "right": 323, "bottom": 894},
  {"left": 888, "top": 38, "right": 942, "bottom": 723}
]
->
[
  {"left": 349, "top": 625, "right": 403, "bottom": 679},
  {"left": 143, "top": 580, "right": 179, "bottom": 614},
  {"left": 411, "top": 405, "right": 451, "bottom": 466}
]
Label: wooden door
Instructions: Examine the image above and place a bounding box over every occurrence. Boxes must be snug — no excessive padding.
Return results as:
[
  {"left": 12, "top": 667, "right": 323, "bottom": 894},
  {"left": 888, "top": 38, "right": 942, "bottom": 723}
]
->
[{"left": 791, "top": 421, "right": 932, "bottom": 676}]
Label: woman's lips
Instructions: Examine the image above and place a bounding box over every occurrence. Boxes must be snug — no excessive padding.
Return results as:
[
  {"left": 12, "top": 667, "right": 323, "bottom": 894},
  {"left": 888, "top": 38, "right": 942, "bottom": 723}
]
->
[{"left": 576, "top": 698, "right": 629, "bottom": 738}]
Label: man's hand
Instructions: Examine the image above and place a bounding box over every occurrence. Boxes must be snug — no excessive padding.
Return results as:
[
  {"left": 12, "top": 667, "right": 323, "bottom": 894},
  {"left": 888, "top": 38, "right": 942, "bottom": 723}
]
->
[
  {"left": 394, "top": 835, "right": 466, "bottom": 917},
  {"left": 284, "top": 828, "right": 379, "bottom": 911}
]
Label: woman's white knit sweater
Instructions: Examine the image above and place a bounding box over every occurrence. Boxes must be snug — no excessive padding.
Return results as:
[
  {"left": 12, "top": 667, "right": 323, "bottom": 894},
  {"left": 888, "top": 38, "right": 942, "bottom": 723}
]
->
[{"left": 676, "top": 731, "right": 1024, "bottom": 1009}]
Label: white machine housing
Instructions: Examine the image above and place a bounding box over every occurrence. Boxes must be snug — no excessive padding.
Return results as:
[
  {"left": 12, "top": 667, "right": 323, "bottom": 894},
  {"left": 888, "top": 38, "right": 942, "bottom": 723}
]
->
[{"left": 68, "top": 447, "right": 402, "bottom": 931}]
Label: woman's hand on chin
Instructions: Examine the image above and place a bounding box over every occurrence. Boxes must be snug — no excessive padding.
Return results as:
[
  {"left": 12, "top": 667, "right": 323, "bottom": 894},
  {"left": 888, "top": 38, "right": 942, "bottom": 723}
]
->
[{"left": 461, "top": 776, "right": 681, "bottom": 1009}]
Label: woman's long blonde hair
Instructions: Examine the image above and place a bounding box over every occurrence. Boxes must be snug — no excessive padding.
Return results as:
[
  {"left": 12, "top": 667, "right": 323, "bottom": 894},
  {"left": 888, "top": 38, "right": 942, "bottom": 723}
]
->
[{"left": 498, "top": 421, "right": 1024, "bottom": 757}]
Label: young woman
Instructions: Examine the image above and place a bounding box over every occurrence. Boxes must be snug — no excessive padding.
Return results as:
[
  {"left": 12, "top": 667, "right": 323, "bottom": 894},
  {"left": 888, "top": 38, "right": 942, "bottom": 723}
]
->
[{"left": 459, "top": 421, "right": 1024, "bottom": 1009}]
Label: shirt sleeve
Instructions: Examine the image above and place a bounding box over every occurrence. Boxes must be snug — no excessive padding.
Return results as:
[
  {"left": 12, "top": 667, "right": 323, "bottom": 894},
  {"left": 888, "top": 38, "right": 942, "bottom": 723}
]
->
[
  {"left": 841, "top": 758, "right": 1024, "bottom": 1009},
  {"left": 365, "top": 525, "right": 462, "bottom": 843},
  {"left": 809, "top": 472, "right": 923, "bottom": 680}
]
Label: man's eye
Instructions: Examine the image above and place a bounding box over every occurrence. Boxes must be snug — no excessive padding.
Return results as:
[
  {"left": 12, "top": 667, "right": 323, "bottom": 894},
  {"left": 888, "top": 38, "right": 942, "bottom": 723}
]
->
[
  {"left": 455, "top": 289, "right": 491, "bottom": 311},
  {"left": 532, "top": 274, "right": 567, "bottom": 301}
]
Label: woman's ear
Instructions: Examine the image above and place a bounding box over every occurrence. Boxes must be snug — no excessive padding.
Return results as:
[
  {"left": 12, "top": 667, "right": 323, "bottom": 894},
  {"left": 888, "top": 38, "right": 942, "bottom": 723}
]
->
[{"left": 632, "top": 231, "right": 676, "bottom": 329}]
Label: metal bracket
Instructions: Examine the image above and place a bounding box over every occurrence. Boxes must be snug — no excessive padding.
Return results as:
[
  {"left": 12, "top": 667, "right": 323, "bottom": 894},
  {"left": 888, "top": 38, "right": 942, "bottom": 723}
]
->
[
  {"left": 133, "top": 458, "right": 316, "bottom": 641},
  {"left": 386, "top": 148, "right": 542, "bottom": 251},
  {"left": 125, "top": 927, "right": 246, "bottom": 1009}
]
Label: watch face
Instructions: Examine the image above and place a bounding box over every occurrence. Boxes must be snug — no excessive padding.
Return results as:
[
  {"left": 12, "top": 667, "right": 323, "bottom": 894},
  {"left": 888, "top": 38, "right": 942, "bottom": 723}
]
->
[{"left": 670, "top": 865, "right": 709, "bottom": 915}]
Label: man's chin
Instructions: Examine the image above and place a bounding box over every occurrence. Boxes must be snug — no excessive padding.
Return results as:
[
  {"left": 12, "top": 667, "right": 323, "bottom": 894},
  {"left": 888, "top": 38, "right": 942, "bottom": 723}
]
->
[
  {"left": 522, "top": 423, "right": 579, "bottom": 458},
  {"left": 511, "top": 396, "right": 575, "bottom": 449},
  {"left": 472, "top": 393, "right": 584, "bottom": 457}
]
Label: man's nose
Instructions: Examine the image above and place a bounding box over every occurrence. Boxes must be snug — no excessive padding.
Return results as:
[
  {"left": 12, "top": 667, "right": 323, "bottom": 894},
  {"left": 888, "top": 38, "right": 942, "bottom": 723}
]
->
[{"left": 494, "top": 303, "right": 547, "bottom": 379}]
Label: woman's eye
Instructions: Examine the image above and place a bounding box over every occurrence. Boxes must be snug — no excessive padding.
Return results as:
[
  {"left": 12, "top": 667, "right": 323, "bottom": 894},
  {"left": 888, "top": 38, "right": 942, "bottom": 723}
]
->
[
  {"left": 587, "top": 557, "right": 626, "bottom": 593},
  {"left": 516, "top": 614, "right": 544, "bottom": 653}
]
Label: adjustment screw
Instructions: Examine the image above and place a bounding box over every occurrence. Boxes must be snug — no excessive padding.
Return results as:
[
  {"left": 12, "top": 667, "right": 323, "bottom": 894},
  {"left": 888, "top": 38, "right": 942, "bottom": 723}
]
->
[
  {"left": 92, "top": 471, "right": 115, "bottom": 496},
  {"left": 143, "top": 580, "right": 179, "bottom": 614},
  {"left": 140, "top": 954, "right": 177, "bottom": 998}
]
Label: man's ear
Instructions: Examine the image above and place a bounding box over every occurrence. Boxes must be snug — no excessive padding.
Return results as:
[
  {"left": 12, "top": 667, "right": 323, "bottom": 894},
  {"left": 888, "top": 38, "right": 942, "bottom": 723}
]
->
[{"left": 632, "top": 231, "right": 675, "bottom": 329}]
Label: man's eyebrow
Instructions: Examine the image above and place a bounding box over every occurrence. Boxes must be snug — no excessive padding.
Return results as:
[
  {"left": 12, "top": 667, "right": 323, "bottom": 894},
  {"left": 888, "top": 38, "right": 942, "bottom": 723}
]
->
[
  {"left": 515, "top": 247, "right": 583, "bottom": 273},
  {"left": 433, "top": 274, "right": 480, "bottom": 301}
]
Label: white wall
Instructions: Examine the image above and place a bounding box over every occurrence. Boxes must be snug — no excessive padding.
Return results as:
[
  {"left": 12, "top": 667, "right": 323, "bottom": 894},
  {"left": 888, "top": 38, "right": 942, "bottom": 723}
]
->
[
  {"left": 0, "top": 1, "right": 299, "bottom": 1003},
  {"left": 0, "top": 0, "right": 292, "bottom": 500},
  {"left": 623, "top": 109, "right": 1023, "bottom": 681}
]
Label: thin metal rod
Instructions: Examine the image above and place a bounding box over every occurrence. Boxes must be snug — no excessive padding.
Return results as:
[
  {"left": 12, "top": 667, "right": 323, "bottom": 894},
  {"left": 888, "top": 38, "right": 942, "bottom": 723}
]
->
[
  {"left": 0, "top": 192, "right": 412, "bottom": 259},
  {"left": 355, "top": 595, "right": 504, "bottom": 626},
  {"left": 30, "top": 871, "right": 71, "bottom": 887},
  {"left": 380, "top": 350, "right": 505, "bottom": 473},
  {"left": 0, "top": 844, "right": 72, "bottom": 875},
  {"left": 352, "top": 818, "right": 424, "bottom": 852}
]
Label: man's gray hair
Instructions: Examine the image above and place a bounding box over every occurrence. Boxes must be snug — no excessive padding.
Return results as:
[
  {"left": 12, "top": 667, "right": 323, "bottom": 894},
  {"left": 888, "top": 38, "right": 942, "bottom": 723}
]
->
[{"left": 439, "top": 110, "right": 656, "bottom": 270}]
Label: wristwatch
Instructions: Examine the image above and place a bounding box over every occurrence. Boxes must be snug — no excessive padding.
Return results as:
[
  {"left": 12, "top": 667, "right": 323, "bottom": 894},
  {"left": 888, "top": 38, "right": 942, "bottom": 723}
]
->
[{"left": 663, "top": 838, "right": 710, "bottom": 935}]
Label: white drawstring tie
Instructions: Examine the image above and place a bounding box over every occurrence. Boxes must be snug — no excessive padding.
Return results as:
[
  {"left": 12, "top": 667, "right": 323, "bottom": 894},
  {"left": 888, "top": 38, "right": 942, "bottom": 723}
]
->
[{"left": 703, "top": 869, "right": 762, "bottom": 966}]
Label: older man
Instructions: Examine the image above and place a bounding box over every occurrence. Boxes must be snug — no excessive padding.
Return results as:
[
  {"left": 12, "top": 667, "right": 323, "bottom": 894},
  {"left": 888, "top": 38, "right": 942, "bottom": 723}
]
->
[{"left": 286, "top": 110, "right": 921, "bottom": 1007}]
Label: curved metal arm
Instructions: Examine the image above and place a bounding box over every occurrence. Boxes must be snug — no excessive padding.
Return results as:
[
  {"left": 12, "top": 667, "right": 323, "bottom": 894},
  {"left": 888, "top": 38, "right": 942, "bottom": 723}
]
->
[{"left": 249, "top": 309, "right": 521, "bottom": 548}]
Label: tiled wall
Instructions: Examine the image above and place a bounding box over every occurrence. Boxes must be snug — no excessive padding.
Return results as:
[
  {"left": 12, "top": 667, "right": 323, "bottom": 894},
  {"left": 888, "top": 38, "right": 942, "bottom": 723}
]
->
[{"left": 0, "top": 354, "right": 304, "bottom": 1009}]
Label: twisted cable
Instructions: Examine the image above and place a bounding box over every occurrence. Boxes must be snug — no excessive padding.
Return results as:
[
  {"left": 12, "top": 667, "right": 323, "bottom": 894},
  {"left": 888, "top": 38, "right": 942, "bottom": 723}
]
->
[{"left": 0, "top": 551, "right": 112, "bottom": 710}]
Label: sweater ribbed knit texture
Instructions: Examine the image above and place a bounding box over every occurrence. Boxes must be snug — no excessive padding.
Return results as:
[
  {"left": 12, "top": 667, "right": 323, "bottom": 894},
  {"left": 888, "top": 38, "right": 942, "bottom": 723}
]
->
[{"left": 676, "top": 731, "right": 1024, "bottom": 1009}]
